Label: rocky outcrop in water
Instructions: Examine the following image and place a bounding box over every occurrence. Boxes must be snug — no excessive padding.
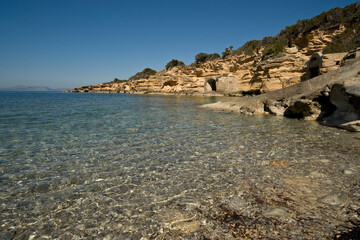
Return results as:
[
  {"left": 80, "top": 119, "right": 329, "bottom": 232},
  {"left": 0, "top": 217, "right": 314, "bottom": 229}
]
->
[{"left": 201, "top": 49, "right": 360, "bottom": 131}]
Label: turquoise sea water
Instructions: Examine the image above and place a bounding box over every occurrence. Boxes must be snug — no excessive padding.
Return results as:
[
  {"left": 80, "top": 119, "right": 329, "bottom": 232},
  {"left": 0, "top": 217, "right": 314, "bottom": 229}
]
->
[{"left": 0, "top": 91, "right": 359, "bottom": 239}]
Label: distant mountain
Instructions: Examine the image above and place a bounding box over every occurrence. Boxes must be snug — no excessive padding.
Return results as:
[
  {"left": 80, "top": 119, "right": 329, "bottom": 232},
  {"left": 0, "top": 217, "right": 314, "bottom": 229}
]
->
[{"left": 0, "top": 85, "right": 69, "bottom": 92}]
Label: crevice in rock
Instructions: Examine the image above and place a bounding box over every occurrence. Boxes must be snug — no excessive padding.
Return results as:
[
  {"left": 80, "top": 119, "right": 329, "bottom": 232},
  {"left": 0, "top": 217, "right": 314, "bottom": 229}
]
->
[
  {"left": 314, "top": 95, "right": 337, "bottom": 120},
  {"left": 163, "top": 80, "right": 177, "bottom": 87},
  {"left": 241, "top": 89, "right": 261, "bottom": 96},
  {"left": 284, "top": 107, "right": 306, "bottom": 119}
]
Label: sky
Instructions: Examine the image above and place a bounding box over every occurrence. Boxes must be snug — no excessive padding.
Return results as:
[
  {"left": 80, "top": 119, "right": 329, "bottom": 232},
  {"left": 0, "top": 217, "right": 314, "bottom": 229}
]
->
[{"left": 0, "top": 0, "right": 357, "bottom": 89}]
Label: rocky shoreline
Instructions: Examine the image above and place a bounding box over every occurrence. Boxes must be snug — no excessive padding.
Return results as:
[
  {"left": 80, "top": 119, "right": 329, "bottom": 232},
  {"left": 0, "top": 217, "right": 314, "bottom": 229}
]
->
[
  {"left": 67, "top": 50, "right": 360, "bottom": 132},
  {"left": 66, "top": 4, "right": 360, "bottom": 132},
  {"left": 66, "top": 25, "right": 349, "bottom": 96},
  {"left": 201, "top": 50, "right": 360, "bottom": 132},
  {"left": 66, "top": 50, "right": 360, "bottom": 133}
]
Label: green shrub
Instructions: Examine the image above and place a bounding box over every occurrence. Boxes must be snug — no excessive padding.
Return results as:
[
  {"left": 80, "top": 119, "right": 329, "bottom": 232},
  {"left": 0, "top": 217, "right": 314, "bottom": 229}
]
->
[
  {"left": 233, "top": 2, "right": 360, "bottom": 56},
  {"left": 263, "top": 41, "right": 286, "bottom": 58},
  {"left": 129, "top": 68, "right": 157, "bottom": 81},
  {"left": 194, "top": 53, "right": 220, "bottom": 64},
  {"left": 222, "top": 48, "right": 231, "bottom": 58},
  {"left": 112, "top": 78, "right": 127, "bottom": 83},
  {"left": 233, "top": 40, "right": 262, "bottom": 55},
  {"left": 281, "top": 3, "right": 360, "bottom": 40},
  {"left": 103, "top": 78, "right": 127, "bottom": 84},
  {"left": 165, "top": 59, "right": 185, "bottom": 70},
  {"left": 323, "top": 24, "right": 360, "bottom": 53},
  {"left": 208, "top": 53, "right": 221, "bottom": 61}
]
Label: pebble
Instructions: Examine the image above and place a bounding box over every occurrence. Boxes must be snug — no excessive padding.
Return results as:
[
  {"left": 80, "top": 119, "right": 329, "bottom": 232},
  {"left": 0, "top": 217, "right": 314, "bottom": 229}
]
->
[
  {"left": 317, "top": 159, "right": 331, "bottom": 163},
  {"left": 222, "top": 196, "right": 247, "bottom": 211},
  {"left": 309, "top": 171, "right": 326, "bottom": 178},
  {"left": 263, "top": 207, "right": 288, "bottom": 218},
  {"left": 171, "top": 221, "right": 201, "bottom": 233},
  {"left": 343, "top": 169, "right": 354, "bottom": 175},
  {"left": 268, "top": 159, "right": 292, "bottom": 168}
]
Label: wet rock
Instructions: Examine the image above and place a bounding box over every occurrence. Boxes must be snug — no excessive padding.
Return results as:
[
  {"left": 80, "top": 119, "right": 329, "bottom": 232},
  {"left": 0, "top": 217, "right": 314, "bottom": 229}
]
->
[
  {"left": 263, "top": 207, "right": 288, "bottom": 218},
  {"left": 170, "top": 221, "right": 201, "bottom": 233},
  {"left": 103, "top": 234, "right": 113, "bottom": 240},
  {"left": 28, "top": 182, "right": 50, "bottom": 194},
  {"left": 309, "top": 171, "right": 327, "bottom": 178},
  {"left": 269, "top": 159, "right": 292, "bottom": 168},
  {"left": 264, "top": 99, "right": 287, "bottom": 116},
  {"left": 322, "top": 74, "right": 360, "bottom": 131},
  {"left": 221, "top": 196, "right": 248, "bottom": 211},
  {"left": 337, "top": 120, "right": 360, "bottom": 132},
  {"left": 285, "top": 99, "right": 322, "bottom": 120},
  {"left": 317, "top": 159, "right": 331, "bottom": 163},
  {"left": 0, "top": 231, "right": 16, "bottom": 240},
  {"left": 318, "top": 193, "right": 346, "bottom": 206},
  {"left": 118, "top": 184, "right": 130, "bottom": 194},
  {"left": 343, "top": 169, "right": 355, "bottom": 175}
]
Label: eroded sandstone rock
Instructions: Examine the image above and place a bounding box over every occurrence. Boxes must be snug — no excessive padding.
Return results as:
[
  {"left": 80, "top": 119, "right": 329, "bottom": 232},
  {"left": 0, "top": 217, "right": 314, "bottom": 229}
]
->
[
  {"left": 67, "top": 27, "right": 348, "bottom": 96},
  {"left": 201, "top": 53, "right": 360, "bottom": 131}
]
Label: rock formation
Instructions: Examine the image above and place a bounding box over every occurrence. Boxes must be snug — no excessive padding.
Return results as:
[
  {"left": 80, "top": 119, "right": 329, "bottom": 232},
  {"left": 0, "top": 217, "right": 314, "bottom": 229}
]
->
[
  {"left": 65, "top": 3, "right": 359, "bottom": 131},
  {"left": 201, "top": 49, "right": 360, "bottom": 131},
  {"left": 67, "top": 25, "right": 347, "bottom": 96}
]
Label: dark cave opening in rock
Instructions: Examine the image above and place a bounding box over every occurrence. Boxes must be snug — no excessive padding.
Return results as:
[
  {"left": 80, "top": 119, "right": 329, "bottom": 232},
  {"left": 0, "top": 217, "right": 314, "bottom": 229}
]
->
[{"left": 207, "top": 79, "right": 217, "bottom": 91}]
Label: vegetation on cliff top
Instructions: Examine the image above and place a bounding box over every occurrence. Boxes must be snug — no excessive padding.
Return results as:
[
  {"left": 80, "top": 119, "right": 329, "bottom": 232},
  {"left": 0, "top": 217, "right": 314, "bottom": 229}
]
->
[
  {"left": 112, "top": 2, "right": 359, "bottom": 84},
  {"left": 233, "top": 2, "right": 360, "bottom": 56},
  {"left": 165, "top": 59, "right": 185, "bottom": 70},
  {"left": 191, "top": 3, "right": 359, "bottom": 63},
  {"left": 103, "top": 78, "right": 128, "bottom": 84},
  {"left": 323, "top": 23, "right": 360, "bottom": 53},
  {"left": 129, "top": 68, "right": 157, "bottom": 81},
  {"left": 195, "top": 53, "right": 221, "bottom": 64}
]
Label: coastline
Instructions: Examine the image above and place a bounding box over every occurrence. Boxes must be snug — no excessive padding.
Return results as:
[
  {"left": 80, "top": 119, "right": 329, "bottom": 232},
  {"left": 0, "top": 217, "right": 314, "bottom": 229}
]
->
[
  {"left": 65, "top": 51, "right": 360, "bottom": 132},
  {"left": 200, "top": 55, "right": 360, "bottom": 132}
]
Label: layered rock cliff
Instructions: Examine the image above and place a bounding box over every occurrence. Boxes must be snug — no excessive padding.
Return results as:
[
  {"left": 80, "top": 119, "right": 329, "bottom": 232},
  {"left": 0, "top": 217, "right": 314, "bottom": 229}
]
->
[
  {"left": 68, "top": 26, "right": 347, "bottom": 96},
  {"left": 67, "top": 3, "right": 359, "bottom": 96}
]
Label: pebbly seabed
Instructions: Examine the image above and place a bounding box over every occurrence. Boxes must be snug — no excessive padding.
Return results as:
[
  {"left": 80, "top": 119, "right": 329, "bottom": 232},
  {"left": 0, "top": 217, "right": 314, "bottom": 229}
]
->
[{"left": 0, "top": 91, "right": 359, "bottom": 239}]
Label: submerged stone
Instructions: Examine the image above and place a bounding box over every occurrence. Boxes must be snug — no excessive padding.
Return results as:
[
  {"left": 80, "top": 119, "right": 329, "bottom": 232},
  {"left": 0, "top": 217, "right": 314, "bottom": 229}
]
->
[
  {"left": 318, "top": 194, "right": 346, "bottom": 206},
  {"left": 221, "top": 196, "right": 248, "bottom": 211},
  {"left": 268, "top": 159, "right": 292, "bottom": 168},
  {"left": 263, "top": 207, "right": 288, "bottom": 218}
]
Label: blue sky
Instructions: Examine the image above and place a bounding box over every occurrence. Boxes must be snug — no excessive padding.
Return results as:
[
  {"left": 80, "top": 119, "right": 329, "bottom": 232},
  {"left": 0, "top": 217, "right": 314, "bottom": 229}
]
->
[{"left": 0, "top": 0, "right": 357, "bottom": 89}]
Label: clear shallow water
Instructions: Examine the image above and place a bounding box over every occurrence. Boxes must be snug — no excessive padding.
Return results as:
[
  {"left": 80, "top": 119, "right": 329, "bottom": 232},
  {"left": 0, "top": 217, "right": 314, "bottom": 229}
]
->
[{"left": 0, "top": 92, "right": 359, "bottom": 239}]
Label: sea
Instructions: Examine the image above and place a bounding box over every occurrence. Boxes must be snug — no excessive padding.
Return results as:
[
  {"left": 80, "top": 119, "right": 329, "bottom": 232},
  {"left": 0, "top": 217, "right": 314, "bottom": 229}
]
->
[{"left": 0, "top": 91, "right": 359, "bottom": 239}]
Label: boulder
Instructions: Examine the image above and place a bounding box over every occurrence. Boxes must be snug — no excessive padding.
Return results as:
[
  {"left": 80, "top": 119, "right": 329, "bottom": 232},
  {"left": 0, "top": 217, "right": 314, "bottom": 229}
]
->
[{"left": 322, "top": 75, "right": 360, "bottom": 131}]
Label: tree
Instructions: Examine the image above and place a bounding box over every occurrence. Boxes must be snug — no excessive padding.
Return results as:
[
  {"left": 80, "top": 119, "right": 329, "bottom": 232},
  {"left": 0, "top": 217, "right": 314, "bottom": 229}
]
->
[
  {"left": 165, "top": 59, "right": 185, "bottom": 70},
  {"left": 129, "top": 68, "right": 157, "bottom": 81},
  {"left": 222, "top": 47, "right": 231, "bottom": 59},
  {"left": 195, "top": 53, "right": 209, "bottom": 64},
  {"left": 195, "top": 53, "right": 220, "bottom": 64}
]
